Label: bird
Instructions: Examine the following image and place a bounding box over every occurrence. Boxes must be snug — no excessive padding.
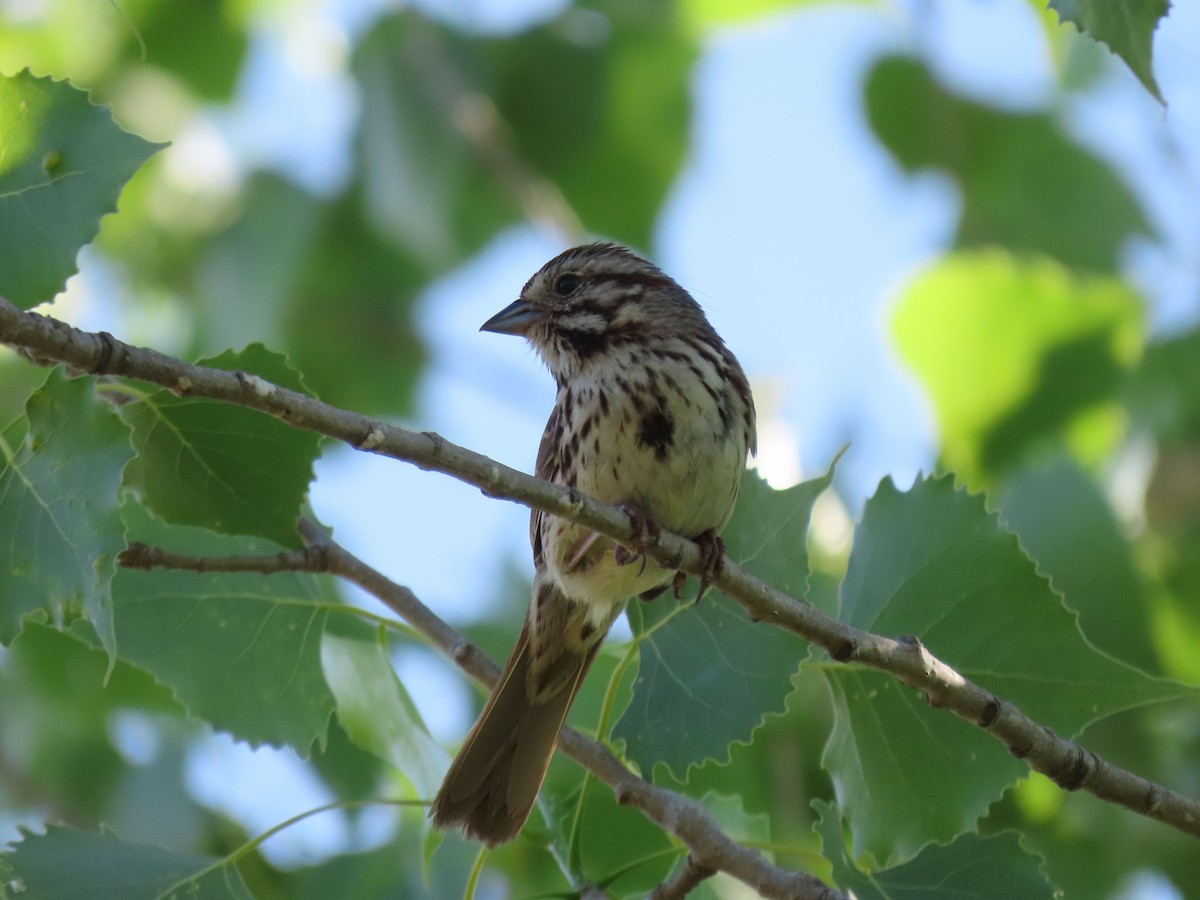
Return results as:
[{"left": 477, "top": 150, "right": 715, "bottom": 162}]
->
[{"left": 430, "top": 242, "right": 757, "bottom": 846}]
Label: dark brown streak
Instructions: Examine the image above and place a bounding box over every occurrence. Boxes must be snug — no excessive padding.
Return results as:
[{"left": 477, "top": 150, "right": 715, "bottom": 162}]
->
[
  {"left": 560, "top": 329, "right": 609, "bottom": 359},
  {"left": 636, "top": 407, "right": 675, "bottom": 461}
]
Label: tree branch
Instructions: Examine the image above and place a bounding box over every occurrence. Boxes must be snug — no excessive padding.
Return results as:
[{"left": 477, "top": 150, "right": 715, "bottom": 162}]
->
[
  {"left": 3, "top": 299, "right": 1200, "bottom": 844},
  {"left": 117, "top": 522, "right": 835, "bottom": 898},
  {"left": 118, "top": 542, "right": 325, "bottom": 575},
  {"left": 650, "top": 855, "right": 717, "bottom": 900}
]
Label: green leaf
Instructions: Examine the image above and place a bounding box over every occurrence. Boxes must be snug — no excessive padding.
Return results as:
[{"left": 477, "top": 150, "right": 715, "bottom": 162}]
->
[
  {"left": 891, "top": 250, "right": 1142, "bottom": 483},
  {"left": 488, "top": 0, "right": 695, "bottom": 248},
  {"left": 1048, "top": 0, "right": 1169, "bottom": 103},
  {"left": 136, "top": 0, "right": 248, "bottom": 101},
  {"left": 120, "top": 344, "right": 321, "bottom": 548},
  {"left": 539, "top": 768, "right": 676, "bottom": 895},
  {"left": 4, "top": 824, "right": 254, "bottom": 900},
  {"left": 0, "top": 69, "right": 165, "bottom": 308},
  {"left": 1128, "top": 325, "right": 1200, "bottom": 445},
  {"left": 0, "top": 368, "right": 132, "bottom": 658},
  {"left": 286, "top": 187, "right": 427, "bottom": 418},
  {"left": 0, "top": 623, "right": 182, "bottom": 825},
  {"left": 823, "top": 668, "right": 1026, "bottom": 869},
  {"left": 197, "top": 174, "right": 323, "bottom": 353},
  {"left": 112, "top": 501, "right": 338, "bottom": 753},
  {"left": 865, "top": 57, "right": 1150, "bottom": 272},
  {"left": 614, "top": 463, "right": 836, "bottom": 777},
  {"left": 814, "top": 800, "right": 1056, "bottom": 899},
  {"left": 826, "top": 475, "right": 1193, "bottom": 865},
  {"left": 320, "top": 617, "right": 448, "bottom": 799},
  {"left": 998, "top": 456, "right": 1159, "bottom": 673},
  {"left": 353, "top": 15, "right": 518, "bottom": 269}
]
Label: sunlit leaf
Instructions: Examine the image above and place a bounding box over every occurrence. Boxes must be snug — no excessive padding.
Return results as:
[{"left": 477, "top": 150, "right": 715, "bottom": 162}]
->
[
  {"left": 682, "top": 0, "right": 829, "bottom": 31},
  {"left": 892, "top": 250, "right": 1142, "bottom": 483}
]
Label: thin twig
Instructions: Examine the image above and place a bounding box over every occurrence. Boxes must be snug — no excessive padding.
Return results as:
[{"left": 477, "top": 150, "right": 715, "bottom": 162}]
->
[
  {"left": 3, "top": 299, "right": 1199, "bottom": 842},
  {"left": 118, "top": 542, "right": 327, "bottom": 574}
]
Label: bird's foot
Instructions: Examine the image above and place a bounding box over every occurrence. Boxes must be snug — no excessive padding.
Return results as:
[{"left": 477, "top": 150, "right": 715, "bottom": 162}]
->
[
  {"left": 614, "top": 503, "right": 660, "bottom": 576},
  {"left": 676, "top": 529, "right": 725, "bottom": 603}
]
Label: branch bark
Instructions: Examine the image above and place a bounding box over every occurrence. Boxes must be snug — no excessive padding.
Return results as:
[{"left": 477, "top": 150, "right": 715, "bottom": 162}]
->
[{"left": 3, "top": 298, "right": 1200, "bottom": 847}]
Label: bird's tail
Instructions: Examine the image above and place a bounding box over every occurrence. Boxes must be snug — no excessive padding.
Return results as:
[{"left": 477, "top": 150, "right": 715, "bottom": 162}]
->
[{"left": 430, "top": 615, "right": 602, "bottom": 846}]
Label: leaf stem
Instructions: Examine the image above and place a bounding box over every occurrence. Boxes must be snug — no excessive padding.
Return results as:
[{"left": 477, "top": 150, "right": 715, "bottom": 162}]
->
[{"left": 152, "top": 798, "right": 420, "bottom": 900}]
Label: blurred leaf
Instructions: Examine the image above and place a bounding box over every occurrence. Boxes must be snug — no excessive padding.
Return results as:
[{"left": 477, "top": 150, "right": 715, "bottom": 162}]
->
[
  {"left": 827, "top": 475, "right": 1193, "bottom": 865},
  {"left": 615, "top": 464, "right": 836, "bottom": 776},
  {"left": 0, "top": 369, "right": 132, "bottom": 658},
  {"left": 866, "top": 56, "right": 1149, "bottom": 272},
  {"left": 286, "top": 189, "right": 427, "bottom": 417},
  {"left": 1132, "top": 331, "right": 1200, "bottom": 540},
  {"left": 320, "top": 617, "right": 448, "bottom": 799},
  {"left": 891, "top": 250, "right": 1142, "bottom": 483},
  {"left": 0, "top": 1, "right": 132, "bottom": 85},
  {"left": 120, "top": 344, "right": 320, "bottom": 548},
  {"left": 814, "top": 800, "right": 1056, "bottom": 898},
  {"left": 0, "top": 623, "right": 181, "bottom": 823},
  {"left": 1048, "top": 0, "right": 1169, "bottom": 103},
  {"left": 0, "top": 70, "right": 164, "bottom": 307},
  {"left": 112, "top": 501, "right": 339, "bottom": 753},
  {"left": 998, "top": 456, "right": 1159, "bottom": 673},
  {"left": 353, "top": 15, "right": 518, "bottom": 268},
  {"left": 282, "top": 844, "right": 416, "bottom": 900},
  {"left": 682, "top": 0, "right": 826, "bottom": 30},
  {"left": 488, "top": 0, "right": 695, "bottom": 248},
  {"left": 4, "top": 824, "right": 254, "bottom": 900},
  {"left": 192, "top": 171, "right": 427, "bottom": 418},
  {"left": 137, "top": 0, "right": 248, "bottom": 101},
  {"left": 197, "top": 174, "right": 324, "bottom": 353},
  {"left": 1128, "top": 326, "right": 1200, "bottom": 444}
]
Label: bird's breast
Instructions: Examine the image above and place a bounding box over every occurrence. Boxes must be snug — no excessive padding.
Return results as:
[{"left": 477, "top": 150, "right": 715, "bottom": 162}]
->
[{"left": 541, "top": 355, "right": 750, "bottom": 607}]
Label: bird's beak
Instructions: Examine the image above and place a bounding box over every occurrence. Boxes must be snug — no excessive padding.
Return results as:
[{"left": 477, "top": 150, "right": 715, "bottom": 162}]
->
[{"left": 480, "top": 298, "right": 540, "bottom": 336}]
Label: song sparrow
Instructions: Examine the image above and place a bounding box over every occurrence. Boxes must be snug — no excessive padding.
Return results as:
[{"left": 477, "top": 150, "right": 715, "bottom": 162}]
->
[{"left": 431, "top": 243, "right": 757, "bottom": 845}]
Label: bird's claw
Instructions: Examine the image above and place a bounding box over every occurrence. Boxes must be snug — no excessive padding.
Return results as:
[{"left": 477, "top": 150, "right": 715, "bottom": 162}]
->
[
  {"left": 614, "top": 503, "right": 660, "bottom": 575},
  {"left": 673, "top": 530, "right": 725, "bottom": 604}
]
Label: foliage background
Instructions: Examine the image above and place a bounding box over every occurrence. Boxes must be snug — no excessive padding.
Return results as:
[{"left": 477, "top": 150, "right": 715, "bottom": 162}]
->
[{"left": 2, "top": 0, "right": 1200, "bottom": 897}]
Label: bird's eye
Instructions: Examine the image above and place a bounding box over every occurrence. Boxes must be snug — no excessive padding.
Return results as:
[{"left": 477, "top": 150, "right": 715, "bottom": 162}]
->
[{"left": 554, "top": 273, "right": 582, "bottom": 297}]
